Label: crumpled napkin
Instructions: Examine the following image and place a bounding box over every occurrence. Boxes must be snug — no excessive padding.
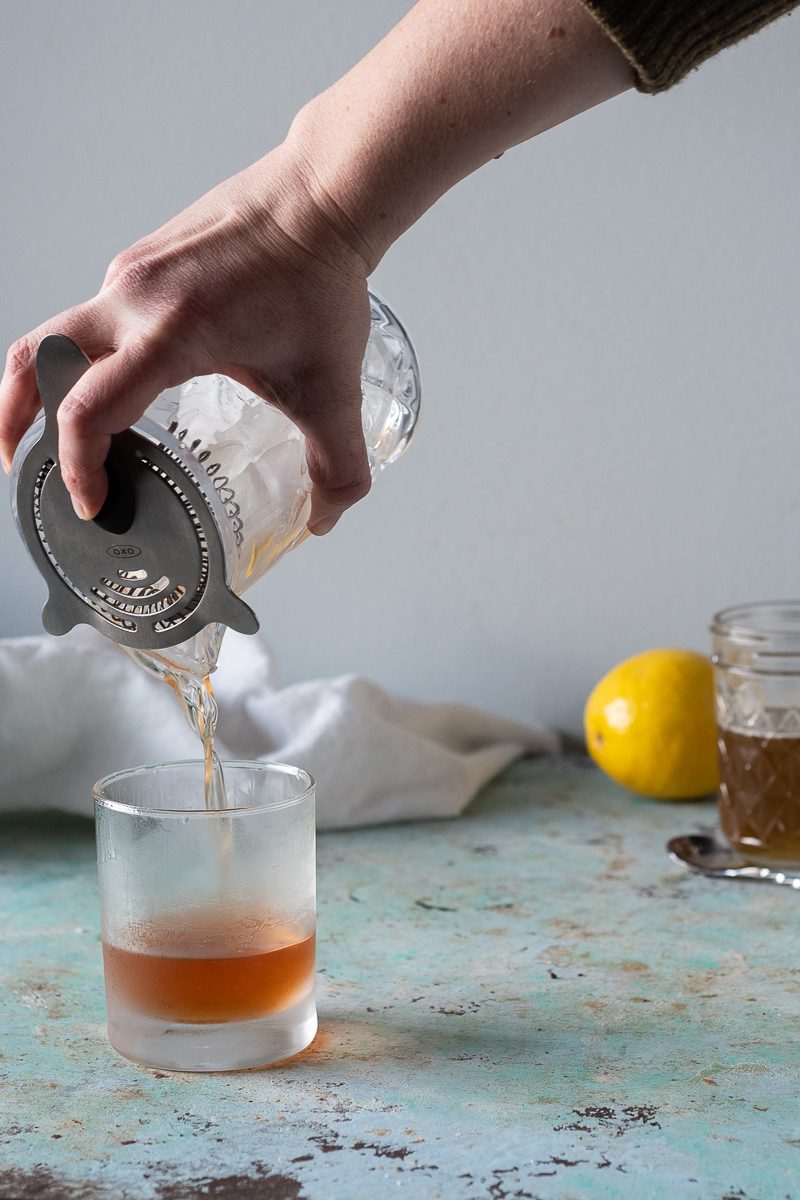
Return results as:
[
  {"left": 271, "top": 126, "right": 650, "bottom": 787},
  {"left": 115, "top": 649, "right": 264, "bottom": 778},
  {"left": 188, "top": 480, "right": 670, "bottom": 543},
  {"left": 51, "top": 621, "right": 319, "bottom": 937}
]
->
[{"left": 0, "top": 628, "right": 558, "bottom": 828}]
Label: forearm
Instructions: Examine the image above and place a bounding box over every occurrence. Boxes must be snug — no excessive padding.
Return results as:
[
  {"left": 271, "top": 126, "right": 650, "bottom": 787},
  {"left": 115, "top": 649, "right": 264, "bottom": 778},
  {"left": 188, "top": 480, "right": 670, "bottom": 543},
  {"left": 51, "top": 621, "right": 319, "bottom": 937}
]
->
[{"left": 286, "top": 0, "right": 633, "bottom": 269}]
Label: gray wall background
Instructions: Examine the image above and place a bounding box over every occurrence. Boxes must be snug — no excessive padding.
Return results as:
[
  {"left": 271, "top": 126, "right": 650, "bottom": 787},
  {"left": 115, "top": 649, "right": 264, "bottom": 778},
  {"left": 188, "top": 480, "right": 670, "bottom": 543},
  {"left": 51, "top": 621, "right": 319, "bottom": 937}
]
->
[{"left": 1, "top": 1, "right": 798, "bottom": 736}]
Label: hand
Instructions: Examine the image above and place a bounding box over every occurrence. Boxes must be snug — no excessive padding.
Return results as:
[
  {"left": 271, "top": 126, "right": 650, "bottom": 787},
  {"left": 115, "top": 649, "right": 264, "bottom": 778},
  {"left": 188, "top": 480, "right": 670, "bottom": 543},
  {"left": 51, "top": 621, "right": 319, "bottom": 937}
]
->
[{"left": 0, "top": 143, "right": 373, "bottom": 534}]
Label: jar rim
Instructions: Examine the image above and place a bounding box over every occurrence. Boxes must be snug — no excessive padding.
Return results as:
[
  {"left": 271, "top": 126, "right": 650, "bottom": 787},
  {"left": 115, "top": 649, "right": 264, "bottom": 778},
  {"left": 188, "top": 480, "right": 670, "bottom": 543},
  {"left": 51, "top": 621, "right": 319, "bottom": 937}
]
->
[{"left": 711, "top": 601, "right": 800, "bottom": 644}]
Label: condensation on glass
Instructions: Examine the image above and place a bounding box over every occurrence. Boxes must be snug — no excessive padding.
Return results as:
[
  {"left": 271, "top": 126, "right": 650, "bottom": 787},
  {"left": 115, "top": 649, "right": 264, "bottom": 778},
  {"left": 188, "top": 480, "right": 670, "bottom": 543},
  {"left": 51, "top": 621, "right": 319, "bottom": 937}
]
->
[{"left": 95, "top": 760, "right": 316, "bottom": 1071}]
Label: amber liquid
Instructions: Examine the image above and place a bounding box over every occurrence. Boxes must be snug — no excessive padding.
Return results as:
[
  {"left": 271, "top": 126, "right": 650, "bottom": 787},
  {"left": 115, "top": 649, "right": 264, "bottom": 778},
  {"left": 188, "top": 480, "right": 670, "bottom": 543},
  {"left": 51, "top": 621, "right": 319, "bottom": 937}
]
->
[
  {"left": 165, "top": 669, "right": 228, "bottom": 810},
  {"left": 124, "top": 640, "right": 228, "bottom": 810},
  {"left": 718, "top": 727, "right": 800, "bottom": 866},
  {"left": 103, "top": 913, "right": 315, "bottom": 1024}
]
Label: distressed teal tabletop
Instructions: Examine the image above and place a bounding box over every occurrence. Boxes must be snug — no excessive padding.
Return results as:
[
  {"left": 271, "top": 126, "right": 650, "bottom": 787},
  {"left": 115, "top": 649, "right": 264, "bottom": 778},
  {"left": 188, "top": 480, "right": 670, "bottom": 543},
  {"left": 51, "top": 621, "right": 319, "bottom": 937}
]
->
[{"left": 1, "top": 755, "right": 799, "bottom": 1200}]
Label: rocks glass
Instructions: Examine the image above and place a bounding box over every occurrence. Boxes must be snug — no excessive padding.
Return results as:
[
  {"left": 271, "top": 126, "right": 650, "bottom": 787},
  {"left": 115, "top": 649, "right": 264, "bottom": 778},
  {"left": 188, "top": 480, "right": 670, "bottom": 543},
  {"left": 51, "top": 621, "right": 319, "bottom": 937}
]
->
[{"left": 95, "top": 760, "right": 316, "bottom": 1071}]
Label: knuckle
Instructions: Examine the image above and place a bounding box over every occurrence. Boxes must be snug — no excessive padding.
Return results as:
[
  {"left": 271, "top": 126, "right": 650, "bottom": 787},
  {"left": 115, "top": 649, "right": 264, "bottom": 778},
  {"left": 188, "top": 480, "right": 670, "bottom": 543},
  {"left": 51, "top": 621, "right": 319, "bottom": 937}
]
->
[
  {"left": 5, "top": 334, "right": 37, "bottom": 377},
  {"left": 120, "top": 330, "right": 174, "bottom": 381},
  {"left": 347, "top": 473, "right": 372, "bottom": 504},
  {"left": 325, "top": 471, "right": 372, "bottom": 507},
  {"left": 119, "top": 333, "right": 155, "bottom": 369},
  {"left": 104, "top": 247, "right": 135, "bottom": 283},
  {"left": 105, "top": 239, "right": 151, "bottom": 281},
  {"left": 69, "top": 296, "right": 104, "bottom": 328},
  {"left": 306, "top": 434, "right": 372, "bottom": 508},
  {"left": 107, "top": 247, "right": 130, "bottom": 272},
  {"left": 59, "top": 461, "right": 84, "bottom": 492},
  {"left": 111, "top": 254, "right": 163, "bottom": 295},
  {"left": 57, "top": 392, "right": 95, "bottom": 436}
]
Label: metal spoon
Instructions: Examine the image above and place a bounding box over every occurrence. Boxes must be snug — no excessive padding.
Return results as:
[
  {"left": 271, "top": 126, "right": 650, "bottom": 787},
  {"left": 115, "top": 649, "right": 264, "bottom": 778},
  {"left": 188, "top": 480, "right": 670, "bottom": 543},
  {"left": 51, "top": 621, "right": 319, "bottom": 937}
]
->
[{"left": 668, "top": 833, "right": 800, "bottom": 889}]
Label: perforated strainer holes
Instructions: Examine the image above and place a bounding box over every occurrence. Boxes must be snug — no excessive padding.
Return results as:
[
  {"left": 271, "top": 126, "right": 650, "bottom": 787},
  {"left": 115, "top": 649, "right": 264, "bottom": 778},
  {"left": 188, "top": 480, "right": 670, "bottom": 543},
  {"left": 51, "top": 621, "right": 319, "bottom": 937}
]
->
[
  {"left": 163, "top": 424, "right": 244, "bottom": 548},
  {"left": 118, "top": 568, "right": 148, "bottom": 581},
  {"left": 100, "top": 575, "right": 170, "bottom": 599},
  {"left": 167, "top": 419, "right": 202, "bottom": 456},
  {"left": 138, "top": 453, "right": 211, "bottom": 634},
  {"left": 152, "top": 551, "right": 209, "bottom": 634},
  {"left": 138, "top": 453, "right": 209, "bottom": 556},
  {"left": 33, "top": 456, "right": 75, "bottom": 595},
  {"left": 91, "top": 582, "right": 187, "bottom": 616},
  {"left": 84, "top": 598, "right": 137, "bottom": 632}
]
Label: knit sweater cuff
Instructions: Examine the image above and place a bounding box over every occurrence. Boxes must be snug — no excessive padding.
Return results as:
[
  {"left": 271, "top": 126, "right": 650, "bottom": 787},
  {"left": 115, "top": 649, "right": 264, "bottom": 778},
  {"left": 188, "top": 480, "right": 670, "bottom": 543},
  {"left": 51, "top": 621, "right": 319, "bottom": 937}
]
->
[{"left": 579, "top": 0, "right": 798, "bottom": 92}]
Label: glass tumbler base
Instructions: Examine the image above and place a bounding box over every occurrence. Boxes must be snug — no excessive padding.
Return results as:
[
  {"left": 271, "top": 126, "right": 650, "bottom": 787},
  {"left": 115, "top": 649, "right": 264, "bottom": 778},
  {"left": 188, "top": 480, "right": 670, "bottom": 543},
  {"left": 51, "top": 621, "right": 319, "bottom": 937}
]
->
[{"left": 107, "top": 989, "right": 317, "bottom": 1071}]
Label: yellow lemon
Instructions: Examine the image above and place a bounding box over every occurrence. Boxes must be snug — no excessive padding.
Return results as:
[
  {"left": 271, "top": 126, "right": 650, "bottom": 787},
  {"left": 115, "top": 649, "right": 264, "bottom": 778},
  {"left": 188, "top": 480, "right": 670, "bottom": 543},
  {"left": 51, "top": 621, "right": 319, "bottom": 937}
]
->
[{"left": 583, "top": 649, "right": 718, "bottom": 799}]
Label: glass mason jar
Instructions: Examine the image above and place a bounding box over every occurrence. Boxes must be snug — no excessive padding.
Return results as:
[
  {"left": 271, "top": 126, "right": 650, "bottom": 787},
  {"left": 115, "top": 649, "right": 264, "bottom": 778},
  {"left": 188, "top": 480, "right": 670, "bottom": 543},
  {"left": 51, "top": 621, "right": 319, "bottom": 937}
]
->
[
  {"left": 144, "top": 289, "right": 420, "bottom": 601},
  {"left": 711, "top": 602, "right": 800, "bottom": 868},
  {"left": 133, "top": 288, "right": 419, "bottom": 674},
  {"left": 95, "top": 760, "right": 316, "bottom": 1071}
]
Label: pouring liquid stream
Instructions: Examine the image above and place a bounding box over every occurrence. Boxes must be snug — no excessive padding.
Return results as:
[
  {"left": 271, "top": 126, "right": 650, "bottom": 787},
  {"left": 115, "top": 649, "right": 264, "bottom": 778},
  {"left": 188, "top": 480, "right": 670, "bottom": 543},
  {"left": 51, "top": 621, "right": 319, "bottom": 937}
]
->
[
  {"left": 124, "top": 634, "right": 235, "bottom": 907},
  {"left": 120, "top": 518, "right": 313, "bottom": 811},
  {"left": 125, "top": 635, "right": 228, "bottom": 810}
]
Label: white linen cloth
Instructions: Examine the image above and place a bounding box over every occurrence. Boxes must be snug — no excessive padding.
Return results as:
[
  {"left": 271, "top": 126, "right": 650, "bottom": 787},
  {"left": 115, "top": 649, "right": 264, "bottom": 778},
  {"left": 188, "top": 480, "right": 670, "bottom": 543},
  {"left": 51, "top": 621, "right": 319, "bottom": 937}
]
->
[{"left": 0, "top": 628, "right": 558, "bottom": 828}]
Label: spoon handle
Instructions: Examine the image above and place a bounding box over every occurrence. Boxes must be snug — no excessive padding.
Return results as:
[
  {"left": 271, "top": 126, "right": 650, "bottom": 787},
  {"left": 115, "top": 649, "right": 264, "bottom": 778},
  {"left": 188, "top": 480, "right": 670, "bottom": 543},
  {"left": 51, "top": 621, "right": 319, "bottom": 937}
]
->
[{"left": 668, "top": 851, "right": 800, "bottom": 888}]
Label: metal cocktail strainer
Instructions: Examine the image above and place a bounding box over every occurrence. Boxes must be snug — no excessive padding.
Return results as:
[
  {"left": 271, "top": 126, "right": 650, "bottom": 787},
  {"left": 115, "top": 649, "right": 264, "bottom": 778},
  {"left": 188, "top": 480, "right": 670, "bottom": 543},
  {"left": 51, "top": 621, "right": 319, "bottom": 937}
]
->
[{"left": 12, "top": 334, "right": 259, "bottom": 650}]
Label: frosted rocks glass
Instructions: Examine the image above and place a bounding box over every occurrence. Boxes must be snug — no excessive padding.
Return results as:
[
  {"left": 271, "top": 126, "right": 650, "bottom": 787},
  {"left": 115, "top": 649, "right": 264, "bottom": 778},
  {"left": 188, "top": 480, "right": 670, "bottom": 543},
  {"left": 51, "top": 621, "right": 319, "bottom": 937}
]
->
[{"left": 95, "top": 760, "right": 317, "bottom": 1071}]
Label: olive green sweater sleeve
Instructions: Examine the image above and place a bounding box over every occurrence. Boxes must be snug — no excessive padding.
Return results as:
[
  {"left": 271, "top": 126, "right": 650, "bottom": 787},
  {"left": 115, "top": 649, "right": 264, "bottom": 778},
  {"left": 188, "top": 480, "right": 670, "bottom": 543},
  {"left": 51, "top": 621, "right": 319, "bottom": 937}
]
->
[{"left": 579, "top": 0, "right": 799, "bottom": 92}]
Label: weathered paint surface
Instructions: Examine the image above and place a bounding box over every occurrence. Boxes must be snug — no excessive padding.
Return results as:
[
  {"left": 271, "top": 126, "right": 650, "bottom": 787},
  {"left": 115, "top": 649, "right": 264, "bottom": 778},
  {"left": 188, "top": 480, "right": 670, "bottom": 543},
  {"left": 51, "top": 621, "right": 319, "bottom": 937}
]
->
[{"left": 1, "top": 755, "right": 800, "bottom": 1200}]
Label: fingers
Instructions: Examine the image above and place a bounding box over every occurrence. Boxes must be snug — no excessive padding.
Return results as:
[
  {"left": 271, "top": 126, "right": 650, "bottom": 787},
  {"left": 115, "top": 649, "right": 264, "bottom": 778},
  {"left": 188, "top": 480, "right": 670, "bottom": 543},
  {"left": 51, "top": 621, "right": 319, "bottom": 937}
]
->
[
  {"left": 0, "top": 303, "right": 114, "bottom": 474},
  {"left": 292, "top": 368, "right": 372, "bottom": 535},
  {"left": 57, "top": 343, "right": 169, "bottom": 519},
  {"left": 0, "top": 334, "right": 42, "bottom": 473},
  {"left": 305, "top": 438, "right": 372, "bottom": 534}
]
